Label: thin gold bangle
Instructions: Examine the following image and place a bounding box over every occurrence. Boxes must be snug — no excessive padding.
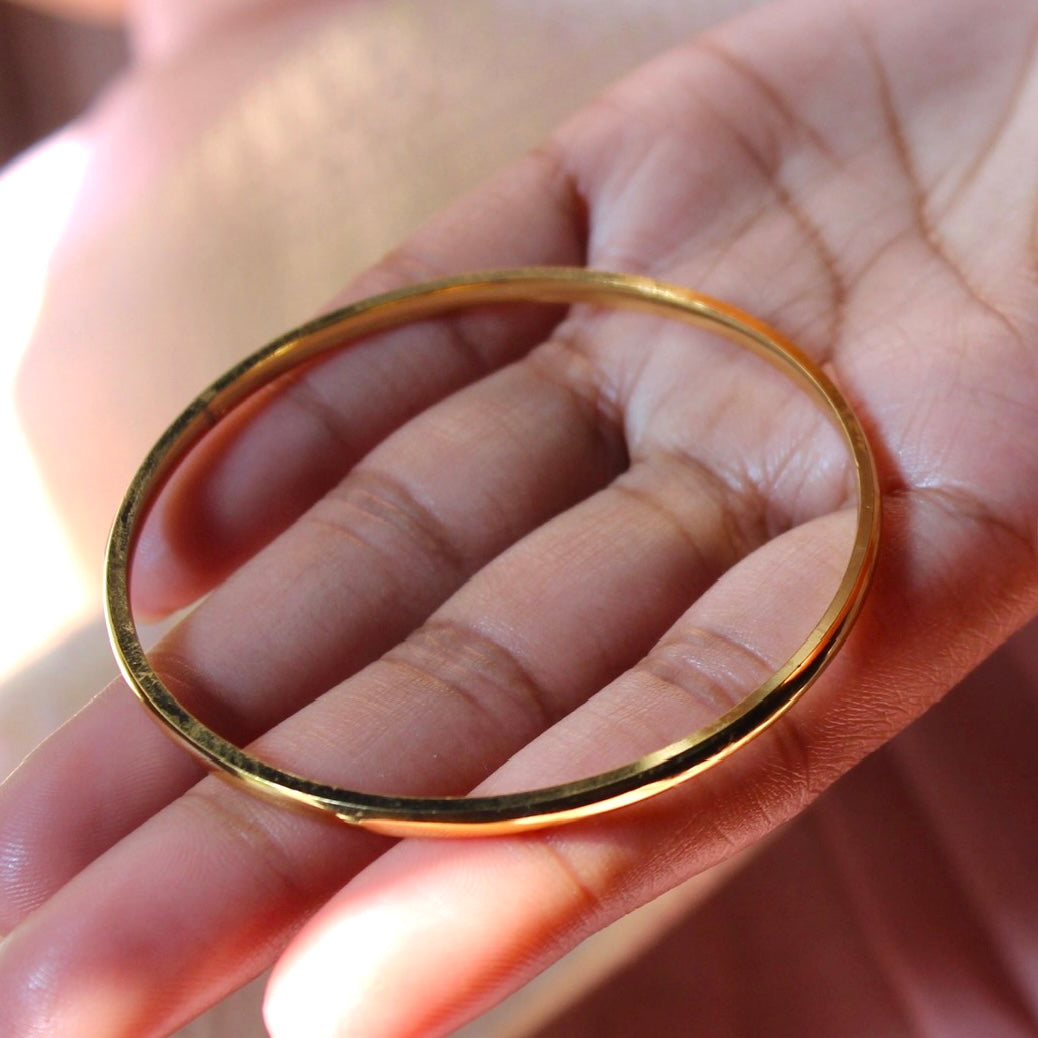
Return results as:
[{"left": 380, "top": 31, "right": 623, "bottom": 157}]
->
[{"left": 104, "top": 267, "right": 880, "bottom": 837}]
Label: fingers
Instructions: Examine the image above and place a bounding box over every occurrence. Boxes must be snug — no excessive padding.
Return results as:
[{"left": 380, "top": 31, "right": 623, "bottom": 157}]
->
[
  {"left": 0, "top": 681, "right": 203, "bottom": 933},
  {"left": 0, "top": 455, "right": 835, "bottom": 1037},
  {"left": 1, "top": 479, "right": 1030, "bottom": 1038},
  {"left": 0, "top": 477, "right": 741, "bottom": 1032},
  {"left": 0, "top": 350, "right": 626, "bottom": 933},
  {"left": 261, "top": 492, "right": 1038, "bottom": 1038},
  {"left": 132, "top": 146, "right": 588, "bottom": 618},
  {"left": 0, "top": 330, "right": 824, "bottom": 1034},
  {"left": 0, "top": 140, "right": 591, "bottom": 929},
  {"left": 257, "top": 515, "right": 852, "bottom": 1038},
  {"left": 244, "top": 445, "right": 778, "bottom": 800}
]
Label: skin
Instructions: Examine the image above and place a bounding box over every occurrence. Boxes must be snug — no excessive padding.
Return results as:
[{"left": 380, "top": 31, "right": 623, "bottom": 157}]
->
[{"left": 2, "top": 0, "right": 1038, "bottom": 1034}]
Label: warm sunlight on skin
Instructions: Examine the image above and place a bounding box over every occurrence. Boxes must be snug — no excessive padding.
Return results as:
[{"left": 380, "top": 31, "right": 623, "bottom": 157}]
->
[
  {"left": 266, "top": 844, "right": 751, "bottom": 1038},
  {"left": 19, "top": 966, "right": 147, "bottom": 1036},
  {"left": 0, "top": 134, "right": 96, "bottom": 687},
  {"left": 263, "top": 843, "right": 564, "bottom": 1038}
]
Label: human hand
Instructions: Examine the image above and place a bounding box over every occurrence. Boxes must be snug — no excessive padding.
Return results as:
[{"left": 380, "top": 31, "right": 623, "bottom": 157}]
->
[{"left": 2, "top": 0, "right": 1037, "bottom": 1035}]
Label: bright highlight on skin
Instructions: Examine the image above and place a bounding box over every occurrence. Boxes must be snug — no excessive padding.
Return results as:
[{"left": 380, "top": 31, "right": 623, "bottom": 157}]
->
[
  {"left": 0, "top": 134, "right": 95, "bottom": 690},
  {"left": 264, "top": 897, "right": 414, "bottom": 1038}
]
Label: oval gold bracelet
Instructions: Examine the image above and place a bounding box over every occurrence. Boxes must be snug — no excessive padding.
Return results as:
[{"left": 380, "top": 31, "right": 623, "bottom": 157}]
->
[{"left": 105, "top": 267, "right": 880, "bottom": 837}]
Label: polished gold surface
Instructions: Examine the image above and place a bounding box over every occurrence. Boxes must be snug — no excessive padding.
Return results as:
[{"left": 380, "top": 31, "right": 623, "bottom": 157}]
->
[{"left": 104, "top": 268, "right": 880, "bottom": 837}]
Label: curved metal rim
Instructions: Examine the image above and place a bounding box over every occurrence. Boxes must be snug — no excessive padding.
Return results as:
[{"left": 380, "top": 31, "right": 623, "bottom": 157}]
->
[{"left": 104, "top": 267, "right": 880, "bottom": 836}]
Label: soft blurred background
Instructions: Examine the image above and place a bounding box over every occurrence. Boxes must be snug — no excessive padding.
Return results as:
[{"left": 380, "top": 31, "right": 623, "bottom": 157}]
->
[
  {"left": 0, "top": 0, "right": 128, "bottom": 760},
  {"left": 0, "top": 1, "right": 126, "bottom": 165}
]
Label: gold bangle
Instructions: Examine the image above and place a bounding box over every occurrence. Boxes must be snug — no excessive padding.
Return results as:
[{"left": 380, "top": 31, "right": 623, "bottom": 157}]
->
[{"left": 105, "top": 267, "right": 880, "bottom": 837}]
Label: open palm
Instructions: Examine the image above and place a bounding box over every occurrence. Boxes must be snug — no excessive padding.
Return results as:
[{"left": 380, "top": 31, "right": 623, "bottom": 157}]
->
[{"left": 2, "top": 0, "right": 1037, "bottom": 1035}]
